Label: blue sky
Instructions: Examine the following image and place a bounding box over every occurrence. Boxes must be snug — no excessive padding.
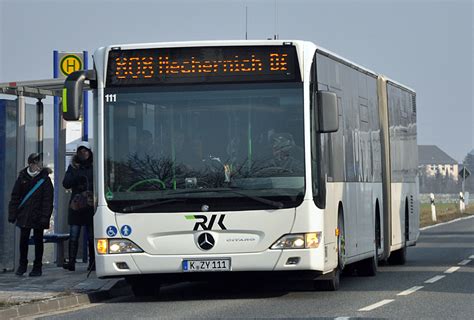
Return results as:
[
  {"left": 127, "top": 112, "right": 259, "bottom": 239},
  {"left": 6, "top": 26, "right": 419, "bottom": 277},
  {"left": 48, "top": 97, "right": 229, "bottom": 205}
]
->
[{"left": 0, "top": 0, "right": 472, "bottom": 161}]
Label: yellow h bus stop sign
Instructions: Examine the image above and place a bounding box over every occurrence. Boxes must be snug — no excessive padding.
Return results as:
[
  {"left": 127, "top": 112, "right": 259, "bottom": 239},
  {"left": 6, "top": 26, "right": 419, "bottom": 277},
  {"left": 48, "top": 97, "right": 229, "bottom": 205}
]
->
[{"left": 58, "top": 53, "right": 83, "bottom": 78}]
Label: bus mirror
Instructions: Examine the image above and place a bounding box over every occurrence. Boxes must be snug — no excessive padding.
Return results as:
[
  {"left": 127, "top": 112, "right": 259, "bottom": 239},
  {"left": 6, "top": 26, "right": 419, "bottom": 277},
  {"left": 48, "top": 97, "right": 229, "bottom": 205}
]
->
[
  {"left": 62, "top": 70, "right": 96, "bottom": 121},
  {"left": 316, "top": 91, "right": 338, "bottom": 133}
]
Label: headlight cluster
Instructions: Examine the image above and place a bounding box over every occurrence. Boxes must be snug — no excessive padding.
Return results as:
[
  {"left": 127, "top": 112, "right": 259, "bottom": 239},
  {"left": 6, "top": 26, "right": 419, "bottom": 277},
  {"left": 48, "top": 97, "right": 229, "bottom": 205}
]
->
[
  {"left": 271, "top": 232, "right": 322, "bottom": 249},
  {"left": 96, "top": 239, "right": 143, "bottom": 254}
]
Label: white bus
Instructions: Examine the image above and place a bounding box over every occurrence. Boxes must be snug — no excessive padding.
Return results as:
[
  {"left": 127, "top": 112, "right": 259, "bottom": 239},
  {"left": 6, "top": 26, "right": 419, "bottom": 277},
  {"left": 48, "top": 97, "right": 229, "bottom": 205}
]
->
[{"left": 63, "top": 40, "right": 419, "bottom": 295}]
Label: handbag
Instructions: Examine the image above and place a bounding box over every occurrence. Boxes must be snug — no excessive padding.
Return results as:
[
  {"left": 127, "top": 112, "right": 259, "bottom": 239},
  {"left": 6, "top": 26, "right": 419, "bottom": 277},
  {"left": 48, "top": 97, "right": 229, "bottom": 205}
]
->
[
  {"left": 70, "top": 191, "right": 94, "bottom": 211},
  {"left": 70, "top": 175, "right": 93, "bottom": 211}
]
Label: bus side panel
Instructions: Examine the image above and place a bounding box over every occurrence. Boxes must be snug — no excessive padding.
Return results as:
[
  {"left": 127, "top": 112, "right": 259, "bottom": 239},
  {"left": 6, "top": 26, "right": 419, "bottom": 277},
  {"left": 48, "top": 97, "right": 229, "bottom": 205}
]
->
[
  {"left": 316, "top": 52, "right": 382, "bottom": 260},
  {"left": 386, "top": 83, "right": 419, "bottom": 248}
]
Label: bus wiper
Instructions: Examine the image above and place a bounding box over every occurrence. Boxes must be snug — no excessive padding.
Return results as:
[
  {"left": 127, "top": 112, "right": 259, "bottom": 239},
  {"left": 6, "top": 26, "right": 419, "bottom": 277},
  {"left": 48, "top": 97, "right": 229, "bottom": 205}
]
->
[
  {"left": 122, "top": 198, "right": 186, "bottom": 213},
  {"left": 165, "top": 188, "right": 284, "bottom": 209},
  {"left": 220, "top": 188, "right": 284, "bottom": 209}
]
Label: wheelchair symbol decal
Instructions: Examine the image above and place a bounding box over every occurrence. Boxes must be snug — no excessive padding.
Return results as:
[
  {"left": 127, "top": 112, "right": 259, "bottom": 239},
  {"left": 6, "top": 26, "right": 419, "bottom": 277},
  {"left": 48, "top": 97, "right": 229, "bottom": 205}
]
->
[{"left": 106, "top": 226, "right": 117, "bottom": 237}]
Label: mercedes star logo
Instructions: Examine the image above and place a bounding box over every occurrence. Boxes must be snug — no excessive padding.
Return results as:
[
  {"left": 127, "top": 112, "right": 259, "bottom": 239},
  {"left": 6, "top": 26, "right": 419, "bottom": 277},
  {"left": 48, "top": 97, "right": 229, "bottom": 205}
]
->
[{"left": 197, "top": 233, "right": 215, "bottom": 251}]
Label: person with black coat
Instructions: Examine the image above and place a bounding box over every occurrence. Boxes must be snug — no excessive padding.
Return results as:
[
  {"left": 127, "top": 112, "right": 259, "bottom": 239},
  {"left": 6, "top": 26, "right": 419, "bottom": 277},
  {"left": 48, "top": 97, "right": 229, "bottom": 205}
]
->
[
  {"left": 62, "top": 141, "right": 95, "bottom": 271},
  {"left": 8, "top": 153, "right": 54, "bottom": 277}
]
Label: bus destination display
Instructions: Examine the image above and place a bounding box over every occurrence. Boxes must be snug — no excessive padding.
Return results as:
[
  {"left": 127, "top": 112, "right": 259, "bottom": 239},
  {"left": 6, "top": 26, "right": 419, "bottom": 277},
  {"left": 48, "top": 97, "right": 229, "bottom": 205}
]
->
[{"left": 106, "top": 46, "right": 300, "bottom": 86}]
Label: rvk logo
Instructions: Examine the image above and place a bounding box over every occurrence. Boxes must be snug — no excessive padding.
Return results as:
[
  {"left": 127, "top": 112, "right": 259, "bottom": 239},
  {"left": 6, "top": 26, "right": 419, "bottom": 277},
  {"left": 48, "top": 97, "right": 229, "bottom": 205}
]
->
[{"left": 185, "top": 215, "right": 227, "bottom": 231}]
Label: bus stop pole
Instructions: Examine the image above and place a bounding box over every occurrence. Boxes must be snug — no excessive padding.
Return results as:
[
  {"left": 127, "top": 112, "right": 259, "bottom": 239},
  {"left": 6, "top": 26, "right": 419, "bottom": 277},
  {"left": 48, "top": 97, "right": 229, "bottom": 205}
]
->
[
  {"left": 37, "top": 99, "right": 43, "bottom": 155},
  {"left": 56, "top": 100, "right": 68, "bottom": 266},
  {"left": 82, "top": 51, "right": 89, "bottom": 263},
  {"left": 83, "top": 51, "right": 88, "bottom": 142},
  {"left": 14, "top": 93, "right": 26, "bottom": 270},
  {"left": 53, "top": 51, "right": 68, "bottom": 267}
]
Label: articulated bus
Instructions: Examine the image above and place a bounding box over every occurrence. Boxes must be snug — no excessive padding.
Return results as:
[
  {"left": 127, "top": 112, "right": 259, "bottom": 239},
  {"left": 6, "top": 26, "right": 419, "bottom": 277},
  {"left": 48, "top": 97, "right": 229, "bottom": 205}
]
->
[{"left": 63, "top": 40, "right": 419, "bottom": 295}]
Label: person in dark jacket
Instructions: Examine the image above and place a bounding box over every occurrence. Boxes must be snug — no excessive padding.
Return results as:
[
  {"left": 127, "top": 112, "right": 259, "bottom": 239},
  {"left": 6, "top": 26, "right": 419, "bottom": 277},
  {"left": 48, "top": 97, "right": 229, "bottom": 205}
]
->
[
  {"left": 62, "top": 141, "right": 95, "bottom": 271},
  {"left": 8, "top": 153, "right": 54, "bottom": 277}
]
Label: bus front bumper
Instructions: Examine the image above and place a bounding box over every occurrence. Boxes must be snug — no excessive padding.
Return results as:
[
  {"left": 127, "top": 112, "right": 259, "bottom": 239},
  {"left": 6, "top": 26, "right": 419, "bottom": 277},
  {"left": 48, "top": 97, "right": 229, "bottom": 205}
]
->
[{"left": 95, "top": 248, "right": 328, "bottom": 278}]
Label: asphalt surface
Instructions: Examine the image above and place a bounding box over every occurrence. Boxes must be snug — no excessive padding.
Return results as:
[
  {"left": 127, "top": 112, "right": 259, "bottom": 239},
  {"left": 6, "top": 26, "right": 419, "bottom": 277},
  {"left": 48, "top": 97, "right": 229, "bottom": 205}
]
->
[{"left": 40, "top": 216, "right": 474, "bottom": 319}]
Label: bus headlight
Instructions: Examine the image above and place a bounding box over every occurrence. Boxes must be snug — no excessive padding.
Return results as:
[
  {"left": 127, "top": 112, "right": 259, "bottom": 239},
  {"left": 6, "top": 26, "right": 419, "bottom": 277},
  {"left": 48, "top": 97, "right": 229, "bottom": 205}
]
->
[
  {"left": 108, "top": 239, "right": 143, "bottom": 254},
  {"left": 271, "top": 232, "right": 322, "bottom": 249},
  {"left": 96, "top": 239, "right": 143, "bottom": 254}
]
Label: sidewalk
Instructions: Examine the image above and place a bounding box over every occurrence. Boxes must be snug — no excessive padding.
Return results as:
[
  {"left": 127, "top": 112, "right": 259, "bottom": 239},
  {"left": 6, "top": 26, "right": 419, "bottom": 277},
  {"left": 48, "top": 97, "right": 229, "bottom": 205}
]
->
[{"left": 0, "top": 263, "right": 125, "bottom": 319}]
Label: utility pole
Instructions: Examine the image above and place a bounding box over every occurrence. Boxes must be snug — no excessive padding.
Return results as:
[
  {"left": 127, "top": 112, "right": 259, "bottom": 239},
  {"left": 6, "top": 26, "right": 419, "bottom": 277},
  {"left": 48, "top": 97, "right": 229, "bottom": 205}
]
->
[
  {"left": 274, "top": 0, "right": 278, "bottom": 40},
  {"left": 245, "top": 6, "right": 248, "bottom": 40}
]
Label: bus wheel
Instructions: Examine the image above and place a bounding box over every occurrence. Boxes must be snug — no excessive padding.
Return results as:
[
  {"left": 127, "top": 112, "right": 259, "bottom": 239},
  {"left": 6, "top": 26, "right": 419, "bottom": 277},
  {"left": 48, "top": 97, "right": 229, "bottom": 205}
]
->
[
  {"left": 357, "top": 248, "right": 377, "bottom": 276},
  {"left": 324, "top": 268, "right": 340, "bottom": 291},
  {"left": 320, "top": 211, "right": 344, "bottom": 290},
  {"left": 388, "top": 245, "right": 407, "bottom": 265},
  {"left": 314, "top": 211, "right": 344, "bottom": 291},
  {"left": 337, "top": 212, "right": 346, "bottom": 271},
  {"left": 388, "top": 205, "right": 408, "bottom": 265},
  {"left": 127, "top": 276, "right": 161, "bottom": 297},
  {"left": 357, "top": 225, "right": 378, "bottom": 276}
]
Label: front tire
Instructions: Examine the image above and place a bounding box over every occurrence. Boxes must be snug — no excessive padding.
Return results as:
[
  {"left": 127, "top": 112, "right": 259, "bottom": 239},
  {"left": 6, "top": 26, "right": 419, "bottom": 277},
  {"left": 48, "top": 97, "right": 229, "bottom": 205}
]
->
[
  {"left": 388, "top": 205, "right": 408, "bottom": 265},
  {"left": 337, "top": 212, "right": 346, "bottom": 271},
  {"left": 357, "top": 253, "right": 377, "bottom": 276},
  {"left": 357, "top": 224, "right": 379, "bottom": 276},
  {"left": 387, "top": 245, "right": 407, "bottom": 265},
  {"left": 323, "top": 268, "right": 340, "bottom": 291},
  {"left": 318, "top": 210, "right": 344, "bottom": 290}
]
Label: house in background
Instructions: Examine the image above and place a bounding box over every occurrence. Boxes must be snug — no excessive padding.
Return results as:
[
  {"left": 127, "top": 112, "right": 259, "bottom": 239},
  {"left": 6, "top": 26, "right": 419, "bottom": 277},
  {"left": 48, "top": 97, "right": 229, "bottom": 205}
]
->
[
  {"left": 418, "top": 145, "right": 459, "bottom": 181},
  {"left": 418, "top": 145, "right": 459, "bottom": 193}
]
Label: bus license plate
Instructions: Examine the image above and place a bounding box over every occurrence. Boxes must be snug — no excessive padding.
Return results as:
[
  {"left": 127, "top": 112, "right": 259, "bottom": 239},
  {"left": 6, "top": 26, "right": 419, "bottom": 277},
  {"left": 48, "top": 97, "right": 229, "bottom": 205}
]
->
[{"left": 182, "top": 259, "right": 231, "bottom": 272}]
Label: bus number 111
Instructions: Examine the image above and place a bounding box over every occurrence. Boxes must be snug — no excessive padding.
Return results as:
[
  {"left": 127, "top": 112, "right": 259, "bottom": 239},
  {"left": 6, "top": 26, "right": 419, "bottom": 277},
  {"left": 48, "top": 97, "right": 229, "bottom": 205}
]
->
[{"left": 105, "top": 94, "right": 117, "bottom": 102}]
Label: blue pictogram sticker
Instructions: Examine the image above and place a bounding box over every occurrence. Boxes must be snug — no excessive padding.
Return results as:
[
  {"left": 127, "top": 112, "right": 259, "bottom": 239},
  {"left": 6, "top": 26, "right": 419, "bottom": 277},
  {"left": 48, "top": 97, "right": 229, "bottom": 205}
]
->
[
  {"left": 120, "top": 225, "right": 132, "bottom": 237},
  {"left": 106, "top": 226, "right": 117, "bottom": 237}
]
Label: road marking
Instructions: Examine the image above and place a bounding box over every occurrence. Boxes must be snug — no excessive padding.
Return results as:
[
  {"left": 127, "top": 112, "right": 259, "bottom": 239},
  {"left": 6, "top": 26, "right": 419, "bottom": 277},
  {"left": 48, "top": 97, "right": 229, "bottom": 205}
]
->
[
  {"left": 22, "top": 302, "right": 106, "bottom": 319},
  {"left": 334, "top": 317, "right": 350, "bottom": 320},
  {"left": 444, "top": 266, "right": 460, "bottom": 273},
  {"left": 469, "top": 255, "right": 474, "bottom": 259},
  {"left": 397, "top": 286, "right": 424, "bottom": 296},
  {"left": 358, "top": 299, "right": 394, "bottom": 311},
  {"left": 425, "top": 275, "right": 445, "bottom": 283},
  {"left": 420, "top": 215, "right": 474, "bottom": 231},
  {"left": 458, "top": 259, "right": 471, "bottom": 266}
]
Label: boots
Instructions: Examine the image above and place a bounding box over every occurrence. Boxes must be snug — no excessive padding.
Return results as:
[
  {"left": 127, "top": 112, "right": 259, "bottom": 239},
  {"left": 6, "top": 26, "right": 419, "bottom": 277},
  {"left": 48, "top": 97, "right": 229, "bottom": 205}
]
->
[
  {"left": 29, "top": 263, "right": 42, "bottom": 277},
  {"left": 30, "top": 242, "right": 44, "bottom": 277},
  {"left": 63, "top": 240, "right": 78, "bottom": 271},
  {"left": 87, "top": 241, "right": 96, "bottom": 271},
  {"left": 15, "top": 263, "right": 27, "bottom": 276}
]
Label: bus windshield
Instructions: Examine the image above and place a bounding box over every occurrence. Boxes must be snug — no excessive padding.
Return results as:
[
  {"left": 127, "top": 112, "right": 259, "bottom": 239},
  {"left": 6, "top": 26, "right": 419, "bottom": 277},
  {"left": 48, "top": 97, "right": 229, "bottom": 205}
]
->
[{"left": 104, "top": 82, "right": 305, "bottom": 212}]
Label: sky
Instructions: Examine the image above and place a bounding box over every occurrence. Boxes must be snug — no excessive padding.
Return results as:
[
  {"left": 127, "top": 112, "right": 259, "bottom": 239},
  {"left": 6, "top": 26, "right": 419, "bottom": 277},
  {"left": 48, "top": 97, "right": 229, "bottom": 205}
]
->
[{"left": 0, "top": 0, "right": 472, "bottom": 162}]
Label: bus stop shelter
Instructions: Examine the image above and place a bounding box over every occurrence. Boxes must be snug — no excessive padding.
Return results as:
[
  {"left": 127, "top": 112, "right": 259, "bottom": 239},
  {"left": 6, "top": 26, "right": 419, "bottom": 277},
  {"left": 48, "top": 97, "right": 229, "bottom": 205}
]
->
[{"left": 0, "top": 79, "right": 89, "bottom": 270}]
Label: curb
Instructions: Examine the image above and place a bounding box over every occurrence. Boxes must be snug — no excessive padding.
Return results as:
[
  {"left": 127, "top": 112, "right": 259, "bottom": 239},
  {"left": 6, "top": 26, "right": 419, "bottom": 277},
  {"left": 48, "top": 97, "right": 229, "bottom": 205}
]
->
[{"left": 0, "top": 278, "right": 128, "bottom": 319}]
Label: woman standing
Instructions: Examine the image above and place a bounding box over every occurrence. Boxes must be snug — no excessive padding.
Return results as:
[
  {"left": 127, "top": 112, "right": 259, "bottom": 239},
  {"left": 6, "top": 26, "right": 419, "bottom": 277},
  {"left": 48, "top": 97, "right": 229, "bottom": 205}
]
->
[
  {"left": 8, "top": 153, "right": 54, "bottom": 276},
  {"left": 62, "top": 141, "right": 95, "bottom": 271}
]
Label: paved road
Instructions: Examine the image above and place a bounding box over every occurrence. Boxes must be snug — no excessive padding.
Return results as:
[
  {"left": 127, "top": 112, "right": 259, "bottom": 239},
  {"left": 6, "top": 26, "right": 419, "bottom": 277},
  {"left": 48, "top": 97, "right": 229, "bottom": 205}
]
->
[{"left": 40, "top": 217, "right": 474, "bottom": 319}]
